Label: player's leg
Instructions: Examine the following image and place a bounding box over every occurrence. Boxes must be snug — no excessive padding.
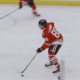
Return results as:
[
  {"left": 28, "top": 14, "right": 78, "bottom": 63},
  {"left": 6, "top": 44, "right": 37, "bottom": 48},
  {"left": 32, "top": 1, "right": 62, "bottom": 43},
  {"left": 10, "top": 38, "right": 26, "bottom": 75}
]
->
[
  {"left": 53, "top": 44, "right": 62, "bottom": 73},
  {"left": 45, "top": 44, "right": 62, "bottom": 73},
  {"left": 52, "top": 44, "right": 62, "bottom": 73},
  {"left": 45, "top": 44, "right": 59, "bottom": 67},
  {"left": 27, "top": 0, "right": 40, "bottom": 16}
]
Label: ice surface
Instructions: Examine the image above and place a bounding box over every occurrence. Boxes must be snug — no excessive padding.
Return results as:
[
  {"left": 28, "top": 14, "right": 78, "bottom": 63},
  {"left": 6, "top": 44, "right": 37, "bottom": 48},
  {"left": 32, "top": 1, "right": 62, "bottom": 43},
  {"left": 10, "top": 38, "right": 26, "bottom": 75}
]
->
[{"left": 0, "top": 4, "right": 80, "bottom": 80}]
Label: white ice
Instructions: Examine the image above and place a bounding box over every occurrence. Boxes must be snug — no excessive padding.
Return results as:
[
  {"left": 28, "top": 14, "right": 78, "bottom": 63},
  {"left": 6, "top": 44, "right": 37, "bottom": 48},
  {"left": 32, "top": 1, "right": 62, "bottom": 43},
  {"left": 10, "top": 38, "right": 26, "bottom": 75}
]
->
[{"left": 0, "top": 4, "right": 80, "bottom": 80}]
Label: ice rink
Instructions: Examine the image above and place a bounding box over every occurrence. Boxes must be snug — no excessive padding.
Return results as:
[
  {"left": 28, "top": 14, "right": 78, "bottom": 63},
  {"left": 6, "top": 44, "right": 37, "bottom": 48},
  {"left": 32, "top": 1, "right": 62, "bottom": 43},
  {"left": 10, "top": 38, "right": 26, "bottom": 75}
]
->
[{"left": 0, "top": 4, "right": 80, "bottom": 80}]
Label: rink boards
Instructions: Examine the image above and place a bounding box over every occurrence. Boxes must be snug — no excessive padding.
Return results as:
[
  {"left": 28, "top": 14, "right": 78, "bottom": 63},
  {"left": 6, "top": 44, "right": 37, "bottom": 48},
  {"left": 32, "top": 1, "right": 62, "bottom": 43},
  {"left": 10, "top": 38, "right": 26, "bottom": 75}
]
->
[{"left": 0, "top": 0, "right": 80, "bottom": 6}]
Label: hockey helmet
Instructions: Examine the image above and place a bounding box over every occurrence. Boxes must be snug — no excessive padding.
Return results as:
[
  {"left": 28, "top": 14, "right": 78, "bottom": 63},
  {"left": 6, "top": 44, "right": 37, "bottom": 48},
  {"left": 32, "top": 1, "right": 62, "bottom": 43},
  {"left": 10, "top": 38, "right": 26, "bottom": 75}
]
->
[{"left": 38, "top": 19, "right": 47, "bottom": 30}]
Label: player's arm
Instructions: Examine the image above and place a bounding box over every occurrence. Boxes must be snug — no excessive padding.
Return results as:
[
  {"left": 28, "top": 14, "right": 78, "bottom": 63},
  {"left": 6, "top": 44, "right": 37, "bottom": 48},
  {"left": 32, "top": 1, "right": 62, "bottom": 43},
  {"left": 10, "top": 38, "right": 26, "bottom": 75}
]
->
[
  {"left": 36, "top": 32, "right": 49, "bottom": 53},
  {"left": 36, "top": 43, "right": 49, "bottom": 53},
  {"left": 19, "top": 0, "right": 23, "bottom": 9}
]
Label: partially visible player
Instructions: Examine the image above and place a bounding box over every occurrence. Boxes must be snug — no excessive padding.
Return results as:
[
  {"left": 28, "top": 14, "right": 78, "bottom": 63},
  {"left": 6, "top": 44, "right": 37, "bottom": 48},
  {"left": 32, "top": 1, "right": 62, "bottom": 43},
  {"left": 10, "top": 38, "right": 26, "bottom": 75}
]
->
[
  {"left": 36, "top": 19, "right": 63, "bottom": 73},
  {"left": 19, "top": 0, "right": 40, "bottom": 16}
]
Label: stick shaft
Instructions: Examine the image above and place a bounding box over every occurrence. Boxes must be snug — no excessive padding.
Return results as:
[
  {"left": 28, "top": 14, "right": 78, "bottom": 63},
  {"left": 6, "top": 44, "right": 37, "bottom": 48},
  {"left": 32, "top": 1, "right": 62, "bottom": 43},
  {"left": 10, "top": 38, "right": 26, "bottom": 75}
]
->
[
  {"left": 21, "top": 53, "right": 38, "bottom": 73},
  {"left": 0, "top": 8, "right": 19, "bottom": 19}
]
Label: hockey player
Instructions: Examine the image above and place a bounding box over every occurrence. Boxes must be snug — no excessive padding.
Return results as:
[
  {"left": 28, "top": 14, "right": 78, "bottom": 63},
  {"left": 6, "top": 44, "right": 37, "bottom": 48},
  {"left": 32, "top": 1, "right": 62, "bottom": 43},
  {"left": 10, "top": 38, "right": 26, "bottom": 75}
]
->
[
  {"left": 36, "top": 19, "right": 63, "bottom": 73},
  {"left": 19, "top": 0, "right": 40, "bottom": 16}
]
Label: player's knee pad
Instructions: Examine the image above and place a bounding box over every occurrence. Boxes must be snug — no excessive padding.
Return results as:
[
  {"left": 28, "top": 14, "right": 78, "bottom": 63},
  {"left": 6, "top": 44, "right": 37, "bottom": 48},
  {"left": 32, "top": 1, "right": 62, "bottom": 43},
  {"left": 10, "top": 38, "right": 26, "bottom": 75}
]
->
[{"left": 27, "top": 1, "right": 34, "bottom": 7}]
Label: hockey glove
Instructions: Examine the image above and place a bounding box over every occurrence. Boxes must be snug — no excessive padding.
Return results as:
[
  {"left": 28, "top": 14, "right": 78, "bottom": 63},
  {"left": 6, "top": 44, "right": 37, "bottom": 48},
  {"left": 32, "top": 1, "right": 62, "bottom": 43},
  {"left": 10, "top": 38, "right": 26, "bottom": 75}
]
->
[
  {"left": 19, "top": 4, "right": 22, "bottom": 9},
  {"left": 36, "top": 48, "right": 44, "bottom": 53}
]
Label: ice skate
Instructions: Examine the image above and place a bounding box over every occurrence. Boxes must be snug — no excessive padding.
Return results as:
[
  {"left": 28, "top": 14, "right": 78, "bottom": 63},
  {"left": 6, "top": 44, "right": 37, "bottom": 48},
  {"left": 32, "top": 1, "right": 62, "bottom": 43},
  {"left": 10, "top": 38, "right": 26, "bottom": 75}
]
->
[
  {"left": 52, "top": 65, "right": 60, "bottom": 73},
  {"left": 33, "top": 12, "right": 40, "bottom": 17},
  {"left": 45, "top": 62, "right": 53, "bottom": 67},
  {"left": 34, "top": 13, "right": 40, "bottom": 17}
]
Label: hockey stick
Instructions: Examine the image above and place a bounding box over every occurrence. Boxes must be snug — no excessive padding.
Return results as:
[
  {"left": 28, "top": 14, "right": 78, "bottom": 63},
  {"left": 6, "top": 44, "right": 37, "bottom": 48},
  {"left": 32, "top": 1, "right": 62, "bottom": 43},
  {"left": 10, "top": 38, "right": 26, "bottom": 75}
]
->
[
  {"left": 21, "top": 53, "right": 38, "bottom": 74},
  {"left": 0, "top": 8, "right": 19, "bottom": 19}
]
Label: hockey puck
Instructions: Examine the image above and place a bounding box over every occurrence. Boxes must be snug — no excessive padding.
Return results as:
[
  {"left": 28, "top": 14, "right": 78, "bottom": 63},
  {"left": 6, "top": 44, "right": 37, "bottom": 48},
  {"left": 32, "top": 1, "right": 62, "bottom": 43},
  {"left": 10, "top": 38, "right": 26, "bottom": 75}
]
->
[{"left": 21, "top": 75, "right": 24, "bottom": 76}]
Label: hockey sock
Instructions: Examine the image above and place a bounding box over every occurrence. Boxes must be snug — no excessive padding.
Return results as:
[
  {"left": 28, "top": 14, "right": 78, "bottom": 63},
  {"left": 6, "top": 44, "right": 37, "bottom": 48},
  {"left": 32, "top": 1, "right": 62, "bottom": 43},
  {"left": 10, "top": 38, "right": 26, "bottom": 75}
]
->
[
  {"left": 51, "top": 56, "right": 59, "bottom": 67},
  {"left": 31, "top": 4, "right": 37, "bottom": 14},
  {"left": 48, "top": 52, "right": 59, "bottom": 67}
]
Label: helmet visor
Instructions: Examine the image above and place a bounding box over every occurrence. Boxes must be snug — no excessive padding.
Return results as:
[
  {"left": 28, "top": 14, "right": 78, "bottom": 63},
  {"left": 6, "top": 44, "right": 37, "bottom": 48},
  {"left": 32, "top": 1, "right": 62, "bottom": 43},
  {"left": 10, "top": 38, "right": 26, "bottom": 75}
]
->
[{"left": 39, "top": 25, "right": 44, "bottom": 30}]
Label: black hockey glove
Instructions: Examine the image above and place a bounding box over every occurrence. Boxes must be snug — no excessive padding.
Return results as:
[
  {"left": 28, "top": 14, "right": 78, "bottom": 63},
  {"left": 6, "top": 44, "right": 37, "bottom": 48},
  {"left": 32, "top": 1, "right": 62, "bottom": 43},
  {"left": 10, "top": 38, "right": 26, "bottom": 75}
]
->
[
  {"left": 19, "top": 4, "right": 22, "bottom": 9},
  {"left": 36, "top": 48, "right": 44, "bottom": 53}
]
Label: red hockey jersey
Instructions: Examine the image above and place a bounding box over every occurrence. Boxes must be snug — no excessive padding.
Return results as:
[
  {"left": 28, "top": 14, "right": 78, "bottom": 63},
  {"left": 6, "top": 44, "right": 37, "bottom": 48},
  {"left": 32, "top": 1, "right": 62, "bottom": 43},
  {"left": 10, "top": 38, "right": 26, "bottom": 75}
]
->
[{"left": 41, "top": 22, "right": 63, "bottom": 49}]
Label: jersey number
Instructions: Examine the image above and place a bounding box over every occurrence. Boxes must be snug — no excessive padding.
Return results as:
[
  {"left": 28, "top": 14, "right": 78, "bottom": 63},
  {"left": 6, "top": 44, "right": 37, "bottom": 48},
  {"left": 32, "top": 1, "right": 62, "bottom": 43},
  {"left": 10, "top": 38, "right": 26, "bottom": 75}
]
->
[{"left": 49, "top": 25, "right": 60, "bottom": 38}]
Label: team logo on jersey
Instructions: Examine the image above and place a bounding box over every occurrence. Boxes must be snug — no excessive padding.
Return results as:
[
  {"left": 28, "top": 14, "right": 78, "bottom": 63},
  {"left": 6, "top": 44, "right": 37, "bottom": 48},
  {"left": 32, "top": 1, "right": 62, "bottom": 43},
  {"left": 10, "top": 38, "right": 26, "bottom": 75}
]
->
[{"left": 42, "top": 32, "right": 45, "bottom": 35}]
